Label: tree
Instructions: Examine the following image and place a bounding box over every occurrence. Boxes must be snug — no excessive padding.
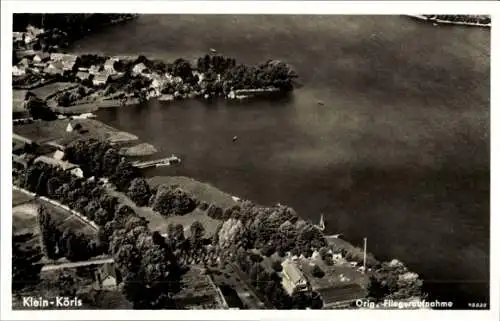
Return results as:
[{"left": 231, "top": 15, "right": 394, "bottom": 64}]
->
[
  {"left": 151, "top": 185, "right": 196, "bottom": 216},
  {"left": 127, "top": 177, "right": 152, "bottom": 207},
  {"left": 12, "top": 233, "right": 43, "bottom": 291},
  {"left": 37, "top": 206, "right": 59, "bottom": 259},
  {"left": 271, "top": 260, "right": 283, "bottom": 272},
  {"left": 172, "top": 58, "right": 193, "bottom": 81},
  {"left": 110, "top": 159, "right": 141, "bottom": 191},
  {"left": 56, "top": 272, "right": 77, "bottom": 297},
  {"left": 114, "top": 204, "right": 136, "bottom": 225},
  {"left": 311, "top": 264, "right": 325, "bottom": 278},
  {"left": 94, "top": 207, "right": 112, "bottom": 226},
  {"left": 189, "top": 221, "right": 205, "bottom": 250}
]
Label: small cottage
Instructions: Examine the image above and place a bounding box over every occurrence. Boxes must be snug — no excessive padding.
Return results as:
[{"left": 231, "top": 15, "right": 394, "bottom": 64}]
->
[
  {"left": 132, "top": 62, "right": 147, "bottom": 76},
  {"left": 76, "top": 71, "right": 90, "bottom": 81},
  {"left": 33, "top": 52, "right": 50, "bottom": 63},
  {"left": 12, "top": 65, "right": 26, "bottom": 77},
  {"left": 93, "top": 73, "right": 110, "bottom": 86}
]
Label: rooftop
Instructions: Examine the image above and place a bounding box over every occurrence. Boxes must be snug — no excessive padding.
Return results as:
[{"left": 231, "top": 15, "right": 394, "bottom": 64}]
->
[{"left": 34, "top": 155, "right": 79, "bottom": 171}]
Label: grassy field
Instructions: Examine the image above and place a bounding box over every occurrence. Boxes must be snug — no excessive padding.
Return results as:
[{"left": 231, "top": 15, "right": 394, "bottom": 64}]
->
[
  {"left": 12, "top": 203, "right": 39, "bottom": 236},
  {"left": 107, "top": 185, "right": 222, "bottom": 238},
  {"left": 13, "top": 189, "right": 34, "bottom": 206},
  {"left": 148, "top": 176, "right": 238, "bottom": 209},
  {"left": 13, "top": 118, "right": 138, "bottom": 145},
  {"left": 13, "top": 89, "right": 28, "bottom": 113},
  {"left": 29, "top": 82, "right": 79, "bottom": 101}
]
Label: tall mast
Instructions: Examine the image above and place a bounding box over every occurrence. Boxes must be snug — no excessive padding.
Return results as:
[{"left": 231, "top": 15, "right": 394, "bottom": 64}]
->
[{"left": 363, "top": 237, "right": 367, "bottom": 274}]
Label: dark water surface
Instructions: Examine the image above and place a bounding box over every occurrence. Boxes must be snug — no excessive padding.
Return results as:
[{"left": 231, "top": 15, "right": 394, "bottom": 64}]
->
[{"left": 71, "top": 15, "right": 490, "bottom": 308}]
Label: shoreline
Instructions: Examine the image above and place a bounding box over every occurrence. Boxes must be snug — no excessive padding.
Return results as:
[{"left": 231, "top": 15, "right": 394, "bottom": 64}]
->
[{"left": 405, "top": 15, "right": 491, "bottom": 28}]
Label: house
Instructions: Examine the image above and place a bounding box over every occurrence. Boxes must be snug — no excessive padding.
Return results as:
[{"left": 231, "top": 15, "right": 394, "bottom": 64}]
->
[
  {"left": 76, "top": 71, "right": 90, "bottom": 81},
  {"left": 61, "top": 55, "right": 78, "bottom": 71},
  {"left": 33, "top": 155, "right": 84, "bottom": 178},
  {"left": 33, "top": 52, "right": 50, "bottom": 63},
  {"left": 317, "top": 283, "right": 367, "bottom": 309},
  {"left": 89, "top": 65, "right": 101, "bottom": 75},
  {"left": 12, "top": 154, "right": 28, "bottom": 170},
  {"left": 66, "top": 121, "right": 83, "bottom": 133},
  {"left": 43, "top": 62, "right": 64, "bottom": 76},
  {"left": 50, "top": 53, "right": 65, "bottom": 61},
  {"left": 104, "top": 58, "right": 118, "bottom": 74},
  {"left": 12, "top": 65, "right": 26, "bottom": 77},
  {"left": 19, "top": 58, "right": 30, "bottom": 67},
  {"left": 93, "top": 73, "right": 110, "bottom": 86},
  {"left": 94, "top": 262, "right": 122, "bottom": 290},
  {"left": 132, "top": 62, "right": 147, "bottom": 75},
  {"left": 13, "top": 32, "right": 24, "bottom": 42},
  {"left": 281, "top": 259, "right": 309, "bottom": 295}
]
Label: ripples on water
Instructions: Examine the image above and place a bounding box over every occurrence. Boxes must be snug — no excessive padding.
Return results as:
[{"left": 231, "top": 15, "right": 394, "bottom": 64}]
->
[{"left": 72, "top": 15, "right": 490, "bottom": 308}]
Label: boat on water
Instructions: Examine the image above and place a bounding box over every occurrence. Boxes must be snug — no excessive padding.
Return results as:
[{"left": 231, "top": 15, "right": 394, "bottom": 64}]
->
[{"left": 315, "top": 214, "right": 326, "bottom": 231}]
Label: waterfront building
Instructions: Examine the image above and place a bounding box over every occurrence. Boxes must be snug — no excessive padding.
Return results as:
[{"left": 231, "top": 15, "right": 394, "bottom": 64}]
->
[
  {"left": 12, "top": 65, "right": 26, "bottom": 77},
  {"left": 76, "top": 71, "right": 91, "bottom": 81},
  {"left": 93, "top": 73, "right": 110, "bottom": 86},
  {"left": 34, "top": 155, "right": 84, "bottom": 178},
  {"left": 33, "top": 52, "right": 50, "bottom": 63},
  {"left": 281, "top": 259, "right": 309, "bottom": 295},
  {"left": 104, "top": 58, "right": 119, "bottom": 74},
  {"left": 132, "top": 62, "right": 147, "bottom": 76}
]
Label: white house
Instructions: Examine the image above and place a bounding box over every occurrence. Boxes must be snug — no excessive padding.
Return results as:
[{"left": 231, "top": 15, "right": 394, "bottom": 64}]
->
[
  {"left": 132, "top": 62, "right": 147, "bottom": 76},
  {"left": 76, "top": 71, "right": 90, "bottom": 81},
  {"left": 104, "top": 58, "right": 119, "bottom": 74},
  {"left": 33, "top": 52, "right": 50, "bottom": 63},
  {"left": 89, "top": 65, "right": 101, "bottom": 75},
  {"left": 93, "top": 73, "right": 110, "bottom": 86},
  {"left": 12, "top": 65, "right": 26, "bottom": 76},
  {"left": 33, "top": 155, "right": 84, "bottom": 178},
  {"left": 43, "top": 62, "right": 64, "bottom": 76}
]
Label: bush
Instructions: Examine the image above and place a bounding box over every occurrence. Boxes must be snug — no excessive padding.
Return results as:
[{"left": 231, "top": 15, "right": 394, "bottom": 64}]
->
[
  {"left": 311, "top": 265, "right": 325, "bottom": 278},
  {"left": 127, "top": 177, "right": 152, "bottom": 207},
  {"left": 206, "top": 204, "right": 223, "bottom": 219},
  {"left": 261, "top": 244, "right": 276, "bottom": 257},
  {"left": 198, "top": 201, "right": 208, "bottom": 211},
  {"left": 152, "top": 185, "right": 196, "bottom": 216},
  {"left": 272, "top": 260, "right": 283, "bottom": 272}
]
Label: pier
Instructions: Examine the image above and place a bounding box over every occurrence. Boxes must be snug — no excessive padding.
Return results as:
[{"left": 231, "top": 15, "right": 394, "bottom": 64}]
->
[{"left": 131, "top": 155, "right": 181, "bottom": 169}]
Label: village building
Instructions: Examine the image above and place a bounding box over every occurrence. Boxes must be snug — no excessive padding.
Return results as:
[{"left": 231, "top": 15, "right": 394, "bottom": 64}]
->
[
  {"left": 281, "top": 259, "right": 309, "bottom": 295},
  {"left": 66, "top": 121, "right": 83, "bottom": 133},
  {"left": 50, "top": 53, "right": 65, "bottom": 61},
  {"left": 93, "top": 73, "right": 110, "bottom": 86},
  {"left": 33, "top": 52, "right": 50, "bottom": 63},
  {"left": 13, "top": 32, "right": 24, "bottom": 42},
  {"left": 61, "top": 55, "right": 78, "bottom": 71},
  {"left": 18, "top": 58, "right": 30, "bottom": 67},
  {"left": 33, "top": 155, "right": 84, "bottom": 178},
  {"left": 94, "top": 262, "right": 122, "bottom": 290},
  {"left": 132, "top": 62, "right": 147, "bottom": 76},
  {"left": 76, "top": 71, "right": 91, "bottom": 81},
  {"left": 43, "top": 62, "right": 64, "bottom": 76},
  {"left": 12, "top": 65, "right": 26, "bottom": 77},
  {"left": 104, "top": 58, "right": 119, "bottom": 74},
  {"left": 89, "top": 65, "right": 101, "bottom": 76}
]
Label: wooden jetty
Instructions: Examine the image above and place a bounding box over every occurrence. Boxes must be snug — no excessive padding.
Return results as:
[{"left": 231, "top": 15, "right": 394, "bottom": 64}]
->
[{"left": 131, "top": 155, "right": 181, "bottom": 169}]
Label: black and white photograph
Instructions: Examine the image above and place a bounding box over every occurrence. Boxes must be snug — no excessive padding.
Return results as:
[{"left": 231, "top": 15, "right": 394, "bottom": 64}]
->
[{"left": 1, "top": 1, "right": 498, "bottom": 319}]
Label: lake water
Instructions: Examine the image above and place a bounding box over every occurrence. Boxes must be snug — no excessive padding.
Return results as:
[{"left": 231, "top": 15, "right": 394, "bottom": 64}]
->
[{"left": 71, "top": 15, "right": 490, "bottom": 308}]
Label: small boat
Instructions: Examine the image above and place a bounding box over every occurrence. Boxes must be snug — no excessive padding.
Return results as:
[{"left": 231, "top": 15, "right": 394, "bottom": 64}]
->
[
  {"left": 210, "top": 48, "right": 217, "bottom": 53},
  {"left": 315, "top": 214, "right": 326, "bottom": 231},
  {"left": 232, "top": 136, "right": 238, "bottom": 142},
  {"left": 317, "top": 100, "right": 324, "bottom": 106}
]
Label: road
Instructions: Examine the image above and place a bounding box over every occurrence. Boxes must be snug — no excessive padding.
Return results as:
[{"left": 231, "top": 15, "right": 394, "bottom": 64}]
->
[{"left": 41, "top": 257, "right": 114, "bottom": 272}]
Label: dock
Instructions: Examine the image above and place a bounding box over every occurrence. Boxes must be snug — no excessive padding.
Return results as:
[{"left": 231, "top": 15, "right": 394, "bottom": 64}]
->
[{"left": 131, "top": 155, "right": 181, "bottom": 169}]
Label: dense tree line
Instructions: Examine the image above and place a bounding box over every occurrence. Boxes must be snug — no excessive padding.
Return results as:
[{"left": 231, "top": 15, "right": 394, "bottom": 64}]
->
[
  {"left": 212, "top": 201, "right": 326, "bottom": 258},
  {"left": 109, "top": 208, "right": 183, "bottom": 308},
  {"left": 12, "top": 233, "right": 43, "bottom": 291},
  {"left": 367, "top": 260, "right": 424, "bottom": 302}
]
